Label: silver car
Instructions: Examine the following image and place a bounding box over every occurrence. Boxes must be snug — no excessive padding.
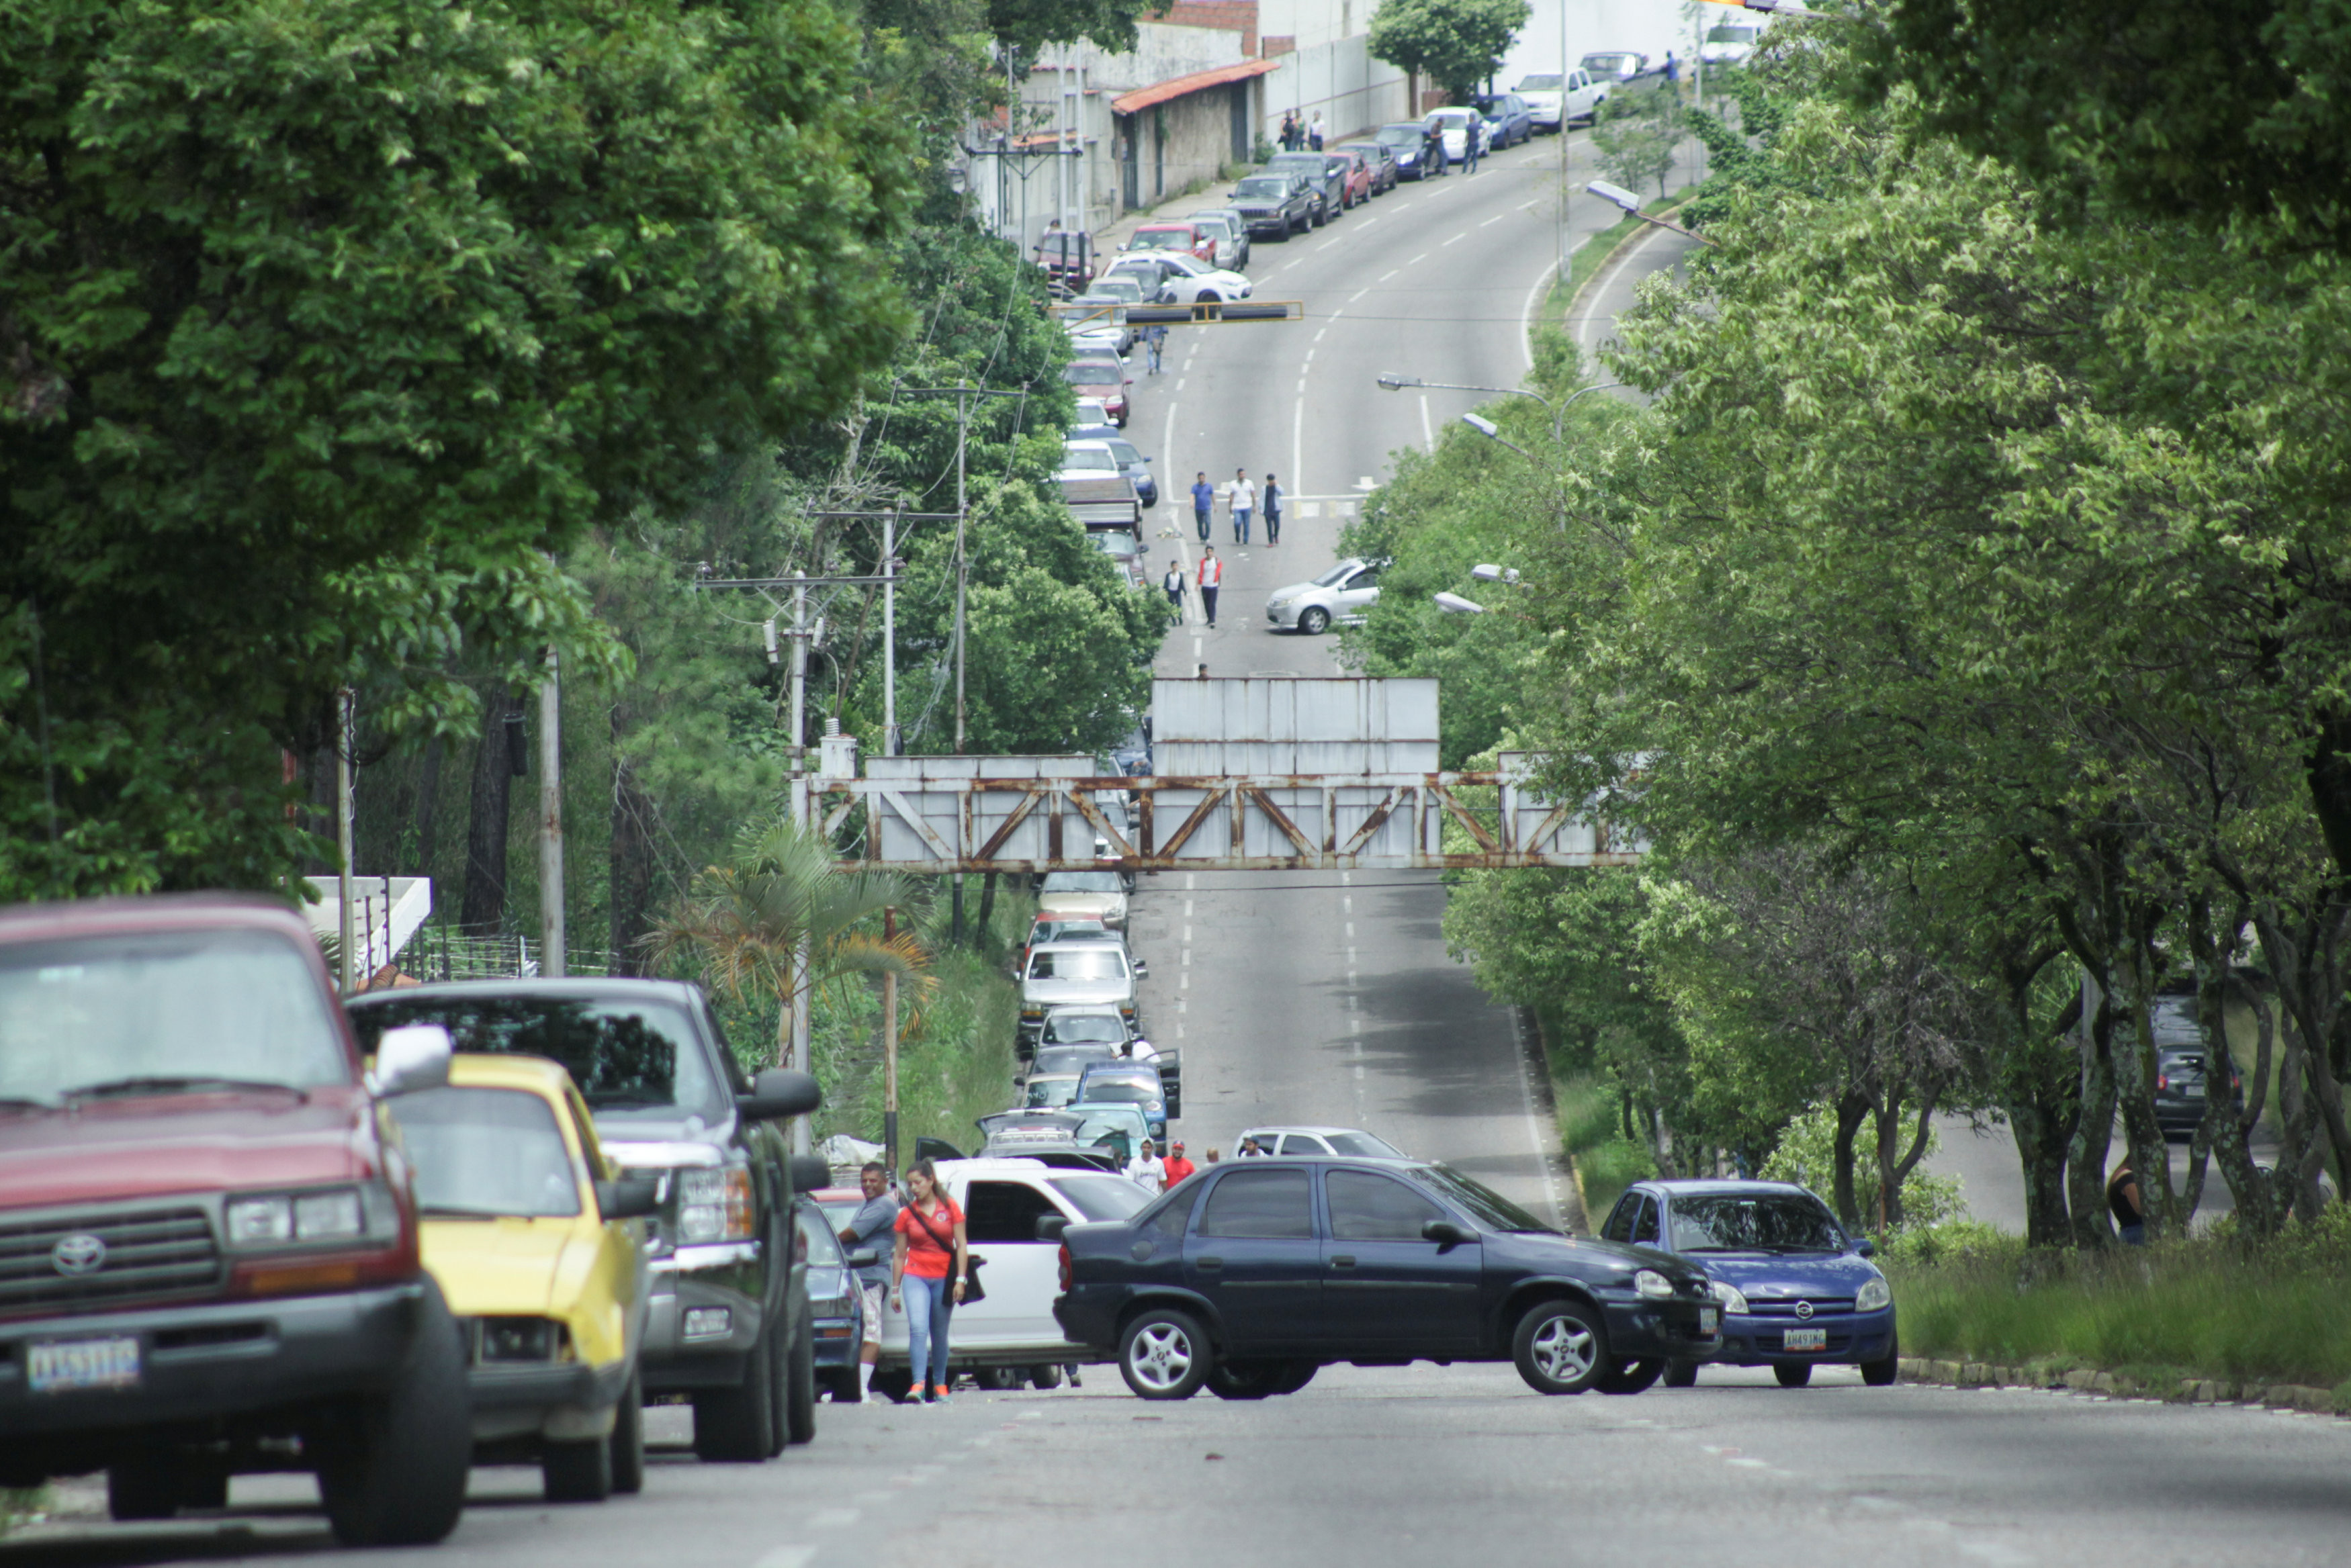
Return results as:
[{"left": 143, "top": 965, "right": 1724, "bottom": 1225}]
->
[
  {"left": 1185, "top": 208, "right": 1251, "bottom": 270},
  {"left": 1264, "top": 557, "right": 1384, "bottom": 634}
]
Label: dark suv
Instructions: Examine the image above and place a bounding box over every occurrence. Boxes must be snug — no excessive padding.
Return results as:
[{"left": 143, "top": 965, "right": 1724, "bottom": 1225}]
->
[
  {"left": 1052, "top": 1157, "right": 1720, "bottom": 1399},
  {"left": 1227, "top": 173, "right": 1315, "bottom": 240},
  {"left": 1264, "top": 152, "right": 1343, "bottom": 224},
  {"left": 349, "top": 979, "right": 822, "bottom": 1462},
  {"left": 0, "top": 896, "right": 470, "bottom": 1546}
]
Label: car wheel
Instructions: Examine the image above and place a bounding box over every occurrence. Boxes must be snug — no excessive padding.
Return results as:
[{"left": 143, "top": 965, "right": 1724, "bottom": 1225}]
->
[
  {"left": 785, "top": 1316, "right": 818, "bottom": 1445},
  {"left": 1774, "top": 1363, "right": 1814, "bottom": 1388},
  {"left": 1118, "top": 1307, "right": 1210, "bottom": 1399},
  {"left": 1511, "top": 1298, "right": 1608, "bottom": 1395},
  {"left": 106, "top": 1455, "right": 181, "bottom": 1521},
  {"left": 1597, "top": 1356, "right": 1663, "bottom": 1394},
  {"left": 313, "top": 1275, "right": 472, "bottom": 1547},
  {"left": 1662, "top": 1359, "right": 1699, "bottom": 1389},
  {"left": 1029, "top": 1363, "right": 1067, "bottom": 1390},
  {"left": 609, "top": 1369, "right": 646, "bottom": 1494},
  {"left": 693, "top": 1325, "right": 776, "bottom": 1462},
  {"left": 1269, "top": 1360, "right": 1319, "bottom": 1395},
  {"left": 542, "top": 1435, "right": 613, "bottom": 1504},
  {"left": 1861, "top": 1336, "right": 1899, "bottom": 1386},
  {"left": 973, "top": 1365, "right": 1024, "bottom": 1391},
  {"left": 1297, "top": 605, "right": 1331, "bottom": 635}
]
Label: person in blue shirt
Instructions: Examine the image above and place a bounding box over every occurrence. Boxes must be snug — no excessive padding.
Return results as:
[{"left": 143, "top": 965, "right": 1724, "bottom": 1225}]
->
[
  {"left": 836, "top": 1162, "right": 900, "bottom": 1403},
  {"left": 1190, "top": 471, "right": 1214, "bottom": 542}
]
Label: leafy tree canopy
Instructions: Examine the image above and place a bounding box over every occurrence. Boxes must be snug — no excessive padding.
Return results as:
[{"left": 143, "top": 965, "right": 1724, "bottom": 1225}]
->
[{"left": 1368, "top": 0, "right": 1531, "bottom": 104}]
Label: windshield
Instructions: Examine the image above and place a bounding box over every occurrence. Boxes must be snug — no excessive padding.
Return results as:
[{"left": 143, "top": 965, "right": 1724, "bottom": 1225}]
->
[
  {"left": 1043, "top": 871, "right": 1122, "bottom": 893},
  {"left": 1130, "top": 229, "right": 1196, "bottom": 250},
  {"left": 351, "top": 993, "right": 727, "bottom": 1120},
  {"left": 1411, "top": 1165, "right": 1554, "bottom": 1234},
  {"left": 1667, "top": 1193, "right": 1845, "bottom": 1252},
  {"left": 392, "top": 1085, "right": 582, "bottom": 1218},
  {"left": 1431, "top": 109, "right": 1471, "bottom": 128},
  {"left": 1077, "top": 1078, "right": 1155, "bottom": 1105},
  {"left": 1092, "top": 534, "right": 1141, "bottom": 559},
  {"left": 1063, "top": 363, "right": 1120, "bottom": 385},
  {"left": 1106, "top": 441, "right": 1143, "bottom": 467},
  {"left": 0, "top": 930, "right": 349, "bottom": 1105},
  {"left": 1062, "top": 446, "right": 1118, "bottom": 471},
  {"left": 1042, "top": 1015, "right": 1125, "bottom": 1046},
  {"left": 1585, "top": 53, "right": 1635, "bottom": 70},
  {"left": 1705, "top": 25, "right": 1757, "bottom": 42},
  {"left": 1026, "top": 1076, "right": 1081, "bottom": 1109},
  {"left": 1051, "top": 1174, "right": 1156, "bottom": 1221},
  {"left": 1374, "top": 126, "right": 1419, "bottom": 144},
  {"left": 1325, "top": 1131, "right": 1407, "bottom": 1158},
  {"left": 1090, "top": 277, "right": 1144, "bottom": 302},
  {"left": 1069, "top": 1105, "right": 1147, "bottom": 1142},
  {"left": 1036, "top": 1046, "right": 1118, "bottom": 1074},
  {"left": 1311, "top": 561, "right": 1360, "bottom": 588},
  {"left": 1517, "top": 73, "right": 1564, "bottom": 91},
  {"left": 1189, "top": 216, "right": 1233, "bottom": 236},
  {"left": 1028, "top": 948, "right": 1128, "bottom": 981},
  {"left": 793, "top": 1204, "right": 846, "bottom": 1267}
]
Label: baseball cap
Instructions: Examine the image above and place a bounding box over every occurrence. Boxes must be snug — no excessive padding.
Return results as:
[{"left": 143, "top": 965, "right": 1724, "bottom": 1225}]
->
[{"left": 1173, "top": 1141, "right": 1186, "bottom": 1152}]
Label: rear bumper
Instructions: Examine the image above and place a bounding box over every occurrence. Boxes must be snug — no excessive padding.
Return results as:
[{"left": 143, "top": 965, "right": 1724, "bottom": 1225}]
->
[{"left": 0, "top": 1282, "right": 429, "bottom": 1450}]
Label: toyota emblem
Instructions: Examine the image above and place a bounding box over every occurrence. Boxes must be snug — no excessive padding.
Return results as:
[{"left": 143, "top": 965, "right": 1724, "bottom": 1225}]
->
[
  {"left": 51, "top": 1233, "right": 107, "bottom": 1277},
  {"left": 1793, "top": 1299, "right": 1814, "bottom": 1321}
]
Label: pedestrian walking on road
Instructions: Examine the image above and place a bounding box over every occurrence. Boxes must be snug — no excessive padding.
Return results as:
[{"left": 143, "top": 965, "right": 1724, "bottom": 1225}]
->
[
  {"left": 1198, "top": 546, "right": 1223, "bottom": 627},
  {"left": 1127, "top": 1138, "right": 1166, "bottom": 1189},
  {"left": 890, "top": 1158, "right": 967, "bottom": 1404},
  {"left": 1230, "top": 468, "right": 1255, "bottom": 544},
  {"left": 1161, "top": 1141, "right": 1197, "bottom": 1189},
  {"left": 837, "top": 1162, "right": 899, "bottom": 1403},
  {"left": 1191, "top": 471, "right": 1214, "bottom": 543},
  {"left": 1145, "top": 322, "right": 1166, "bottom": 374},
  {"left": 1262, "top": 473, "right": 1282, "bottom": 544},
  {"left": 1162, "top": 561, "right": 1188, "bottom": 622},
  {"left": 1463, "top": 115, "right": 1480, "bottom": 174},
  {"left": 1308, "top": 111, "right": 1325, "bottom": 152}
]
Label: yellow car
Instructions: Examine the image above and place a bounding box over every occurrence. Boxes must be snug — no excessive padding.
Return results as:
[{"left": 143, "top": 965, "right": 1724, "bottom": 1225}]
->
[{"left": 392, "top": 1054, "right": 656, "bottom": 1503}]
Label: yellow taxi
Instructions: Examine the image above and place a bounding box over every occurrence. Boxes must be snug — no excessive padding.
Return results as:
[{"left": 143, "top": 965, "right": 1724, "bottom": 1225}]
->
[{"left": 391, "top": 1053, "right": 656, "bottom": 1503}]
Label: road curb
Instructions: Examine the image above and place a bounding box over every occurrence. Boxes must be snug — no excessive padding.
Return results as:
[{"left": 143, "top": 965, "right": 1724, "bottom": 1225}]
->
[
  {"left": 1558, "top": 191, "right": 1699, "bottom": 346},
  {"left": 1895, "top": 1357, "right": 2351, "bottom": 1417}
]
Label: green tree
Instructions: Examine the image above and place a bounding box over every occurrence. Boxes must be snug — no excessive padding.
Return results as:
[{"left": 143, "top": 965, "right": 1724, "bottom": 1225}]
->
[
  {"left": 1, "top": 0, "right": 914, "bottom": 901},
  {"left": 1368, "top": 0, "right": 1532, "bottom": 104},
  {"left": 1591, "top": 89, "right": 1679, "bottom": 198}
]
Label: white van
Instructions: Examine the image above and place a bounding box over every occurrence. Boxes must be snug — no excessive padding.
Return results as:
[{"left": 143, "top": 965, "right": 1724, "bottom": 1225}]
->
[{"left": 862, "top": 1157, "right": 1158, "bottom": 1399}]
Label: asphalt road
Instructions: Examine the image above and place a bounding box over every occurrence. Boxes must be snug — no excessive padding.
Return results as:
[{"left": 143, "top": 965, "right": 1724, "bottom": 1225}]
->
[{"left": 20, "top": 126, "right": 2351, "bottom": 1568}]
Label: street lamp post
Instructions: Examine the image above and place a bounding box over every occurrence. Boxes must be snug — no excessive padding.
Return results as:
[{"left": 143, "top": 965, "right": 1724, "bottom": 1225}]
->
[
  {"left": 1380, "top": 373, "right": 1627, "bottom": 444},
  {"left": 1587, "top": 179, "right": 1717, "bottom": 247}
]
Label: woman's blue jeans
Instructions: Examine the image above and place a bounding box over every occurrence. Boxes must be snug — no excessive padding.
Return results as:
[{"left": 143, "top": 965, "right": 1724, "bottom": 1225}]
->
[{"left": 903, "top": 1274, "right": 955, "bottom": 1387}]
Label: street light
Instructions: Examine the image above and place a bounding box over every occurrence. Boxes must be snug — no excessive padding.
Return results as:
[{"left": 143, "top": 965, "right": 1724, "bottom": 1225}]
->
[
  {"left": 1586, "top": 180, "right": 1716, "bottom": 247},
  {"left": 1471, "top": 564, "right": 1521, "bottom": 585},
  {"left": 1433, "top": 591, "right": 1489, "bottom": 616},
  {"left": 1383, "top": 372, "right": 1562, "bottom": 443}
]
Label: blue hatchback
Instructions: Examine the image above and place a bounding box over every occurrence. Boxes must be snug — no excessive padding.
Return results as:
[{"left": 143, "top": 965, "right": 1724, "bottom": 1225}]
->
[{"left": 1597, "top": 1180, "right": 1897, "bottom": 1387}]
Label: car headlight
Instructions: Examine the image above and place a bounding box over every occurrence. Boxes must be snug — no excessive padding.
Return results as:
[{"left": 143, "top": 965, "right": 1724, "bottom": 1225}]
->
[
  {"left": 226, "top": 1184, "right": 382, "bottom": 1248},
  {"left": 676, "top": 1166, "right": 755, "bottom": 1244},
  {"left": 1268, "top": 594, "right": 1295, "bottom": 610},
  {"left": 1855, "top": 1276, "right": 1892, "bottom": 1312},
  {"left": 1712, "top": 1279, "right": 1749, "bottom": 1315},
  {"left": 1634, "top": 1269, "right": 1675, "bottom": 1301}
]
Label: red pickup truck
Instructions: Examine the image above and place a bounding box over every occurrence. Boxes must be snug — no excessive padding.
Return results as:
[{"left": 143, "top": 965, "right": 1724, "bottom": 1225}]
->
[{"left": 0, "top": 894, "right": 471, "bottom": 1546}]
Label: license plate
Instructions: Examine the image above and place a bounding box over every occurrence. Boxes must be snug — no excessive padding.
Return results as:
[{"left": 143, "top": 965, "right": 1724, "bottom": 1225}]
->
[
  {"left": 1698, "top": 1307, "right": 1719, "bottom": 1334},
  {"left": 1783, "top": 1326, "right": 1827, "bottom": 1352},
  {"left": 29, "top": 1336, "right": 141, "bottom": 1393}
]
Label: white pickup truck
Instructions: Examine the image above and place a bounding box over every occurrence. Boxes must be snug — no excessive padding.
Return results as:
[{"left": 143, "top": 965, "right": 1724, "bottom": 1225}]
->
[{"left": 858, "top": 1158, "right": 1159, "bottom": 1399}]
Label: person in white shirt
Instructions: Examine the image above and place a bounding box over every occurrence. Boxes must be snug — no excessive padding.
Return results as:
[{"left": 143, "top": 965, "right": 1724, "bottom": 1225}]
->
[
  {"left": 1229, "top": 469, "right": 1255, "bottom": 544},
  {"left": 1126, "top": 1138, "right": 1167, "bottom": 1189}
]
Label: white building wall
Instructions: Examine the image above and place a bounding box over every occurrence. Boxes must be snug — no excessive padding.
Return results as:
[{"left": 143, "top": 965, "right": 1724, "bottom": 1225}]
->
[{"left": 1257, "top": 0, "right": 1407, "bottom": 147}]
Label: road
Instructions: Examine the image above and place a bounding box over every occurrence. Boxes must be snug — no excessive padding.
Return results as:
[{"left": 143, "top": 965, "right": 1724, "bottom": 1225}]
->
[{"left": 20, "top": 126, "right": 2351, "bottom": 1568}]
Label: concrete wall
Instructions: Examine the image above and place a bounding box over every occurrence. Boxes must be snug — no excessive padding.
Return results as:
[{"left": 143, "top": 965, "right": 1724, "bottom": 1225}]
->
[{"left": 1261, "top": 36, "right": 1409, "bottom": 145}]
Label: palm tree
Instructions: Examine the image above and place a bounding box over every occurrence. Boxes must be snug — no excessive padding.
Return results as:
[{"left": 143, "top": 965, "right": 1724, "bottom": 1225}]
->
[{"left": 649, "top": 818, "right": 931, "bottom": 1068}]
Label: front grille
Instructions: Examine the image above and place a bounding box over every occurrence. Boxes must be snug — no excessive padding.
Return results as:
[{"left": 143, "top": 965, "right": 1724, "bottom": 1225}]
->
[
  {"left": 1744, "top": 1297, "right": 1855, "bottom": 1318},
  {"left": 0, "top": 1206, "right": 222, "bottom": 1316}
]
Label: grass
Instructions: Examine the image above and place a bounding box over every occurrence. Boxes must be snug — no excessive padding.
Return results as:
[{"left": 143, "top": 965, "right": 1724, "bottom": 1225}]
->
[
  {"left": 1, "top": 1488, "right": 47, "bottom": 1538},
  {"left": 1888, "top": 1211, "right": 2351, "bottom": 1389},
  {"left": 1551, "top": 1068, "right": 1656, "bottom": 1224}
]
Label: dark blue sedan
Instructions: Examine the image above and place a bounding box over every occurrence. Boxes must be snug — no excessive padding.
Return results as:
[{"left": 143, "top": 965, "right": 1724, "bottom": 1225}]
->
[
  {"left": 1598, "top": 1180, "right": 1897, "bottom": 1387},
  {"left": 1052, "top": 1157, "right": 1722, "bottom": 1399}
]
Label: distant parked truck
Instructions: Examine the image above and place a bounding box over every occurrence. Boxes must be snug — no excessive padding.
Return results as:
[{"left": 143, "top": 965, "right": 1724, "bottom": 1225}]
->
[
  {"left": 0, "top": 895, "right": 473, "bottom": 1547},
  {"left": 1581, "top": 51, "right": 1667, "bottom": 91}
]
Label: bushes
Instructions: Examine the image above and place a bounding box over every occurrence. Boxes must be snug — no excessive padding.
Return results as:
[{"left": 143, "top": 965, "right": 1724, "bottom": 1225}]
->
[{"left": 1888, "top": 1213, "right": 2351, "bottom": 1387}]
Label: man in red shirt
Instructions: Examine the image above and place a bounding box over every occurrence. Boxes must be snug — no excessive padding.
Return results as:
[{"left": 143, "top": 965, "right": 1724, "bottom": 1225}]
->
[
  {"left": 1161, "top": 1140, "right": 1198, "bottom": 1189},
  {"left": 1198, "top": 546, "right": 1223, "bottom": 628}
]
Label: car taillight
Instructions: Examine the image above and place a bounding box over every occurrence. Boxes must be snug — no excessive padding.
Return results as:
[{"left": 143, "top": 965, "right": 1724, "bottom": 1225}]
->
[
  {"left": 2158, "top": 1074, "right": 2170, "bottom": 1091},
  {"left": 1059, "top": 1243, "right": 1071, "bottom": 1293}
]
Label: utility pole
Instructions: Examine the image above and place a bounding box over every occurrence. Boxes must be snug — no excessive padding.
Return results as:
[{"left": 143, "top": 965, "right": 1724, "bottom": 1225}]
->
[
  {"left": 787, "top": 571, "right": 812, "bottom": 1155},
  {"left": 883, "top": 508, "right": 900, "bottom": 756},
  {"left": 538, "top": 649, "right": 566, "bottom": 978},
  {"left": 883, "top": 905, "right": 900, "bottom": 1172},
  {"left": 335, "top": 688, "right": 355, "bottom": 994}
]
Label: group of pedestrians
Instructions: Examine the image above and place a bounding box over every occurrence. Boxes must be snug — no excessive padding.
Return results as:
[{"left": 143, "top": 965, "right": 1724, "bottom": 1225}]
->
[
  {"left": 1278, "top": 109, "right": 1325, "bottom": 152},
  {"left": 1168, "top": 469, "right": 1284, "bottom": 630},
  {"left": 835, "top": 1158, "right": 967, "bottom": 1407}
]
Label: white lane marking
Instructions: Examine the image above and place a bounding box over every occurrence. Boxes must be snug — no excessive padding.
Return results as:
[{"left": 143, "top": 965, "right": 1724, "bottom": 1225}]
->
[
  {"left": 1183, "top": 925, "right": 1193, "bottom": 941},
  {"left": 1419, "top": 393, "right": 1433, "bottom": 451},
  {"left": 1176, "top": 378, "right": 1186, "bottom": 393},
  {"left": 1520, "top": 199, "right": 1540, "bottom": 213},
  {"left": 1480, "top": 213, "right": 1505, "bottom": 227},
  {"left": 1292, "top": 398, "right": 1304, "bottom": 496},
  {"left": 1180, "top": 972, "right": 1189, "bottom": 990},
  {"left": 754, "top": 1551, "right": 815, "bottom": 1568},
  {"left": 1303, "top": 347, "right": 1315, "bottom": 364},
  {"left": 1179, "top": 997, "right": 1187, "bottom": 1013},
  {"left": 1182, "top": 948, "right": 1191, "bottom": 966},
  {"left": 1349, "top": 287, "right": 1370, "bottom": 303},
  {"left": 1354, "top": 1064, "right": 1366, "bottom": 1080},
  {"left": 1378, "top": 268, "right": 1399, "bottom": 283},
  {"left": 1349, "top": 1015, "right": 1362, "bottom": 1033},
  {"left": 1184, "top": 899, "right": 1194, "bottom": 917},
  {"left": 1178, "top": 1023, "right": 1186, "bottom": 1037},
  {"left": 1519, "top": 252, "right": 1563, "bottom": 373},
  {"left": 1409, "top": 252, "right": 1429, "bottom": 265},
  {"left": 1442, "top": 232, "right": 1466, "bottom": 246},
  {"left": 1341, "top": 871, "right": 1350, "bottom": 884},
  {"left": 1295, "top": 380, "right": 1306, "bottom": 396},
  {"left": 1346, "top": 947, "right": 1356, "bottom": 964},
  {"left": 1343, "top": 895, "right": 1351, "bottom": 912},
  {"left": 807, "top": 1509, "right": 861, "bottom": 1529},
  {"left": 1314, "top": 326, "right": 1328, "bottom": 342},
  {"left": 1186, "top": 873, "right": 1196, "bottom": 889},
  {"left": 1725, "top": 1458, "right": 1770, "bottom": 1471},
  {"left": 1345, "top": 922, "right": 1355, "bottom": 938},
  {"left": 1018, "top": 1410, "right": 1044, "bottom": 1420},
  {"left": 1577, "top": 218, "right": 1681, "bottom": 357}
]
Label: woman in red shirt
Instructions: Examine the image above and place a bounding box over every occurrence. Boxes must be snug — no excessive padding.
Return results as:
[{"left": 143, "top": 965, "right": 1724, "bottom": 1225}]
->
[{"left": 890, "top": 1159, "right": 969, "bottom": 1403}]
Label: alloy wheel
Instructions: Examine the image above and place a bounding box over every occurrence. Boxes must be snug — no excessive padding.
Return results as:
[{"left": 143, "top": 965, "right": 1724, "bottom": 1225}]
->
[
  {"left": 1530, "top": 1315, "right": 1597, "bottom": 1383},
  {"left": 1127, "top": 1322, "right": 1196, "bottom": 1392}
]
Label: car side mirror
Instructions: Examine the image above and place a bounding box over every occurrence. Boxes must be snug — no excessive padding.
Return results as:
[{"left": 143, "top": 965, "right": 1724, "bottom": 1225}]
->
[
  {"left": 846, "top": 1248, "right": 879, "bottom": 1269},
  {"left": 1034, "top": 1213, "right": 1071, "bottom": 1242},
  {"left": 789, "top": 1154, "right": 832, "bottom": 1196},
  {"left": 1133, "top": 959, "right": 1150, "bottom": 978},
  {"left": 596, "top": 1177, "right": 662, "bottom": 1221},
  {"left": 737, "top": 1067, "right": 822, "bottom": 1122},
  {"left": 1422, "top": 1219, "right": 1474, "bottom": 1246},
  {"left": 367, "top": 1025, "right": 452, "bottom": 1097},
  {"left": 1853, "top": 1236, "right": 1877, "bottom": 1258}
]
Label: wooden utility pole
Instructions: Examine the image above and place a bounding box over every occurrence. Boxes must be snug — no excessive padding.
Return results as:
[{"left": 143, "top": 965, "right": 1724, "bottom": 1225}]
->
[
  {"left": 883, "top": 906, "right": 900, "bottom": 1174},
  {"left": 537, "top": 650, "right": 566, "bottom": 977}
]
